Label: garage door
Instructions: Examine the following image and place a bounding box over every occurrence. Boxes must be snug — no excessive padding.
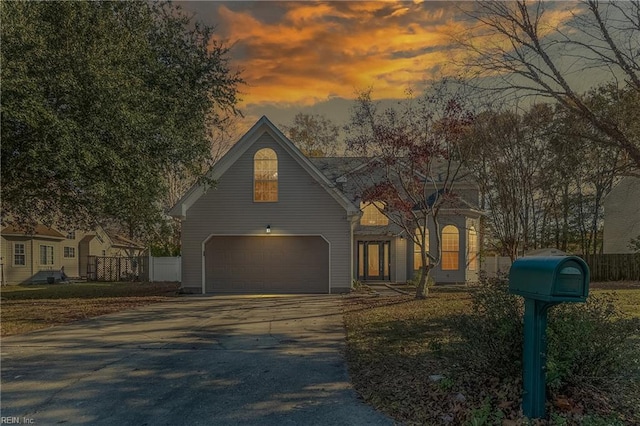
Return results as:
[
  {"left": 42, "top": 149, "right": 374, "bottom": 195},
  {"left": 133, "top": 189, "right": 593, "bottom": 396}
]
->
[{"left": 205, "top": 236, "right": 329, "bottom": 293}]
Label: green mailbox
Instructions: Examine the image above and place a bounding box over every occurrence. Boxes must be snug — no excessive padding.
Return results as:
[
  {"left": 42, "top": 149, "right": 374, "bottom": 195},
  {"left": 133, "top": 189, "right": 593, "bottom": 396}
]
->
[
  {"left": 509, "top": 256, "right": 589, "bottom": 302},
  {"left": 509, "top": 256, "right": 590, "bottom": 420}
]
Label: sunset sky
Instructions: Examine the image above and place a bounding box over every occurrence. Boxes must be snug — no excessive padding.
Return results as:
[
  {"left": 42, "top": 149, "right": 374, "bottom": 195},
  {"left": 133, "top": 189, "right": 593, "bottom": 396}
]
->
[{"left": 176, "top": 1, "right": 587, "bottom": 130}]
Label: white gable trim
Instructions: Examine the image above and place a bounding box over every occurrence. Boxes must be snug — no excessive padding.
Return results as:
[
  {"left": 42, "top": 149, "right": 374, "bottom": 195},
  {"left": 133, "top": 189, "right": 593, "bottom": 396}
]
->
[{"left": 169, "top": 116, "right": 359, "bottom": 219}]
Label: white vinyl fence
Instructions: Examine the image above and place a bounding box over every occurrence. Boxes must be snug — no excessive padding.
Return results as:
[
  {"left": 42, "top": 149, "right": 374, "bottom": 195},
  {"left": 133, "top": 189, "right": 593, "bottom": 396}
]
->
[
  {"left": 481, "top": 255, "right": 513, "bottom": 278},
  {"left": 148, "top": 256, "right": 181, "bottom": 282}
]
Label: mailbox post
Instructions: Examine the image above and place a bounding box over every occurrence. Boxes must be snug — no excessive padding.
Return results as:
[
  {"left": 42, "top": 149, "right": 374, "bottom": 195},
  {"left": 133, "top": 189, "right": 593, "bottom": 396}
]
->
[{"left": 509, "top": 256, "right": 590, "bottom": 419}]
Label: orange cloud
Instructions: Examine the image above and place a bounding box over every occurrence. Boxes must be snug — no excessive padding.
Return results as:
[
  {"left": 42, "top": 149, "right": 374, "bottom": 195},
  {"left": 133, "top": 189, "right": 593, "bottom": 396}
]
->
[{"left": 210, "top": 1, "right": 578, "bottom": 108}]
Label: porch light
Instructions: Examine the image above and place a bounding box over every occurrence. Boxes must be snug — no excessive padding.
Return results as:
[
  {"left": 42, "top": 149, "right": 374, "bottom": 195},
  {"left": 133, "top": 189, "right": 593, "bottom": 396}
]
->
[{"left": 266, "top": 225, "right": 271, "bottom": 234}]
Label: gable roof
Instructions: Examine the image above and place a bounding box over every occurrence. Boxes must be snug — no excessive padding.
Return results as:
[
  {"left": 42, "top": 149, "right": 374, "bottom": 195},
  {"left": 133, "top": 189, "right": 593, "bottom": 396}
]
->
[
  {"left": 309, "top": 157, "right": 370, "bottom": 182},
  {"left": 103, "top": 230, "right": 146, "bottom": 250},
  {"left": 169, "top": 116, "right": 360, "bottom": 219},
  {"left": 311, "top": 157, "right": 476, "bottom": 185},
  {"left": 310, "top": 157, "right": 481, "bottom": 212},
  {"left": 1, "top": 224, "right": 66, "bottom": 240}
]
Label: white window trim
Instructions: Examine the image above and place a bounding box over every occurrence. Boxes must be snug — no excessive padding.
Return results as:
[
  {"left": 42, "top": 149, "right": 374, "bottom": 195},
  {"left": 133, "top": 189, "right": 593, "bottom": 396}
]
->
[
  {"left": 441, "top": 225, "right": 460, "bottom": 271},
  {"left": 467, "top": 227, "right": 478, "bottom": 271},
  {"left": 39, "top": 245, "right": 55, "bottom": 266},
  {"left": 253, "top": 148, "right": 279, "bottom": 203},
  {"left": 64, "top": 246, "right": 76, "bottom": 259},
  {"left": 13, "top": 242, "right": 26, "bottom": 267}
]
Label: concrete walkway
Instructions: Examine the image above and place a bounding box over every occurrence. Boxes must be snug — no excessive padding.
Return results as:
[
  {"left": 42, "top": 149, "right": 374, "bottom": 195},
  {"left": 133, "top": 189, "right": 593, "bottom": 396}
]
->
[{"left": 1, "top": 295, "right": 392, "bottom": 425}]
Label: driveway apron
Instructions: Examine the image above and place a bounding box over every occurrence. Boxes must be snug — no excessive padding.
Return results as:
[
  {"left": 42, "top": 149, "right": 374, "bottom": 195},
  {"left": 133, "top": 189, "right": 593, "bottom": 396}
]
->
[{"left": 1, "top": 294, "right": 392, "bottom": 425}]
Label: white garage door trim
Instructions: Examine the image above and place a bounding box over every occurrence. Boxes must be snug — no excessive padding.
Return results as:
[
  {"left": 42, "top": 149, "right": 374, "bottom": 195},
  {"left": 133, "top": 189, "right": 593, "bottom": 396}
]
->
[{"left": 200, "top": 234, "right": 331, "bottom": 294}]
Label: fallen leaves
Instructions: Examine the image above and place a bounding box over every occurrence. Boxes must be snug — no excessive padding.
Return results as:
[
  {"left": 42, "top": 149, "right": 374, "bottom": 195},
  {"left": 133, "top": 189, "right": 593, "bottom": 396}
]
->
[
  {"left": 343, "top": 287, "right": 640, "bottom": 425},
  {"left": 1, "top": 282, "right": 181, "bottom": 336}
]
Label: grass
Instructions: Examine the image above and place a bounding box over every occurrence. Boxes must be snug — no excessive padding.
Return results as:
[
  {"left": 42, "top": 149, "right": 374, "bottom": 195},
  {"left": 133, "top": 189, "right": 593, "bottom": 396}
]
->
[
  {"left": 591, "top": 281, "right": 640, "bottom": 318},
  {"left": 343, "top": 283, "right": 640, "bottom": 425},
  {"left": 0, "top": 281, "right": 181, "bottom": 336}
]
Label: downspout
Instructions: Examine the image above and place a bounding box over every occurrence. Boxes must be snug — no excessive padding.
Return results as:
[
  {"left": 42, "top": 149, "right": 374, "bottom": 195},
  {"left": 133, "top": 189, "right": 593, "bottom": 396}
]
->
[
  {"left": 349, "top": 212, "right": 361, "bottom": 289},
  {"left": 31, "top": 239, "right": 34, "bottom": 278}
]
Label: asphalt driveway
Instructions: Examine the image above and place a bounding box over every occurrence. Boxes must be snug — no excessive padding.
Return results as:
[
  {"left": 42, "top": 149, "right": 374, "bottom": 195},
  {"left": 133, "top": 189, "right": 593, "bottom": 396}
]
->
[{"left": 1, "top": 294, "right": 392, "bottom": 425}]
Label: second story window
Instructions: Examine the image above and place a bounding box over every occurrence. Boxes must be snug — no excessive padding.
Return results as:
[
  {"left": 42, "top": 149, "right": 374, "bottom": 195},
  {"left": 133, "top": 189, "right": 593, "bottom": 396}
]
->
[
  {"left": 254, "top": 148, "right": 278, "bottom": 202},
  {"left": 360, "top": 202, "right": 389, "bottom": 226}
]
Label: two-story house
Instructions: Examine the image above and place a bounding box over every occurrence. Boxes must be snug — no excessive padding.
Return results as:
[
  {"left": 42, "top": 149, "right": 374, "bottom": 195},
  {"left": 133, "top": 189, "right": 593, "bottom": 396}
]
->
[{"left": 170, "top": 116, "right": 482, "bottom": 294}]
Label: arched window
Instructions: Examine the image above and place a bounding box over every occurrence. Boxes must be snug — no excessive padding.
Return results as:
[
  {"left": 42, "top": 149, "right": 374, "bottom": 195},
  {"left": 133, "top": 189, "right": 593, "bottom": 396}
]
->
[
  {"left": 360, "top": 202, "right": 388, "bottom": 226},
  {"left": 254, "top": 148, "right": 278, "bottom": 202},
  {"left": 441, "top": 225, "right": 459, "bottom": 270},
  {"left": 468, "top": 226, "right": 478, "bottom": 271},
  {"left": 414, "top": 227, "right": 429, "bottom": 271}
]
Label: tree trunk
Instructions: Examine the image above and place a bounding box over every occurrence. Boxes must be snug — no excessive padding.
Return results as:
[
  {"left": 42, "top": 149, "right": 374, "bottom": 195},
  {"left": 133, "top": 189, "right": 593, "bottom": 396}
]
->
[
  {"left": 561, "top": 184, "right": 569, "bottom": 251},
  {"left": 415, "top": 263, "right": 433, "bottom": 299}
]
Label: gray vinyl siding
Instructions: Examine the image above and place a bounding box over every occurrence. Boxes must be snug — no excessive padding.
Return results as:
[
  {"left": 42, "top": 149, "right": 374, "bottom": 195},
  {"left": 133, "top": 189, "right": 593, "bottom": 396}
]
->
[
  {"left": 394, "top": 236, "right": 407, "bottom": 283},
  {"left": 181, "top": 131, "right": 352, "bottom": 292},
  {"left": 603, "top": 177, "right": 640, "bottom": 254}
]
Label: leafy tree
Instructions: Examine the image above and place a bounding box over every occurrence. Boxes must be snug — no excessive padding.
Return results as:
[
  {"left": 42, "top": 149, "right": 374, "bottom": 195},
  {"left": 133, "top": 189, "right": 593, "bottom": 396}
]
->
[
  {"left": 463, "top": 106, "right": 552, "bottom": 260},
  {"left": 464, "top": 85, "right": 631, "bottom": 257},
  {"left": 1, "top": 1, "right": 243, "bottom": 238},
  {"left": 161, "top": 113, "right": 242, "bottom": 253},
  {"left": 345, "top": 87, "right": 474, "bottom": 299},
  {"left": 284, "top": 113, "right": 340, "bottom": 157},
  {"left": 547, "top": 89, "right": 626, "bottom": 255},
  {"left": 460, "top": 0, "right": 640, "bottom": 170}
]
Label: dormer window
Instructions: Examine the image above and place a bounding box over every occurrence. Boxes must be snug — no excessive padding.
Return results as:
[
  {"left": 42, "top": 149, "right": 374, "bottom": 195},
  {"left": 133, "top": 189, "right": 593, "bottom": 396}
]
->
[
  {"left": 360, "top": 202, "right": 389, "bottom": 226},
  {"left": 254, "top": 148, "right": 278, "bottom": 202}
]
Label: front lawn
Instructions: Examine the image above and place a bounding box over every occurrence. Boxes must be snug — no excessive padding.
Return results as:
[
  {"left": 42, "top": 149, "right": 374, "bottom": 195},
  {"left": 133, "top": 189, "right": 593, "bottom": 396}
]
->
[
  {"left": 344, "top": 283, "right": 640, "bottom": 425},
  {"left": 0, "top": 282, "right": 180, "bottom": 336}
]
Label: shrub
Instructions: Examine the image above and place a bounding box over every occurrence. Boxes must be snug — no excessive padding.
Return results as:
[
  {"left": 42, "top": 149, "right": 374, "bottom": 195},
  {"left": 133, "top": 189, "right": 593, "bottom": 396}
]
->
[
  {"left": 546, "top": 293, "right": 639, "bottom": 391},
  {"left": 449, "top": 275, "right": 524, "bottom": 379},
  {"left": 407, "top": 269, "right": 435, "bottom": 288},
  {"left": 448, "top": 275, "right": 640, "bottom": 421}
]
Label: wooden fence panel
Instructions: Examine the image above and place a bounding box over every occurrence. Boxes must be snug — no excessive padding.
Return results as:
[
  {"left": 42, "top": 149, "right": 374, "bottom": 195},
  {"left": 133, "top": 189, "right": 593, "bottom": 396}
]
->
[{"left": 579, "top": 254, "right": 640, "bottom": 281}]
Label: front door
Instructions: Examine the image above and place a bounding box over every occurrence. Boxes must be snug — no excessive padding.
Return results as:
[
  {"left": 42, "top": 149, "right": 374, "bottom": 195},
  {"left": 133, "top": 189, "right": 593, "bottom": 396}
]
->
[{"left": 357, "top": 241, "right": 390, "bottom": 281}]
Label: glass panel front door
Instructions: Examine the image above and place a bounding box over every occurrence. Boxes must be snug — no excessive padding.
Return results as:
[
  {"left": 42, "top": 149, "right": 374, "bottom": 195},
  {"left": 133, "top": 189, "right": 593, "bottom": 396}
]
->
[
  {"left": 357, "top": 241, "right": 391, "bottom": 281},
  {"left": 367, "top": 244, "right": 380, "bottom": 278}
]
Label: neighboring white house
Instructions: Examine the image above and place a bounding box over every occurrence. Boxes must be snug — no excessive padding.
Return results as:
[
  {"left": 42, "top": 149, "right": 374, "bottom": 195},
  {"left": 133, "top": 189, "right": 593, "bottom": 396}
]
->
[
  {"left": 603, "top": 176, "right": 640, "bottom": 254},
  {"left": 1, "top": 224, "right": 145, "bottom": 285},
  {"left": 170, "top": 116, "right": 482, "bottom": 294}
]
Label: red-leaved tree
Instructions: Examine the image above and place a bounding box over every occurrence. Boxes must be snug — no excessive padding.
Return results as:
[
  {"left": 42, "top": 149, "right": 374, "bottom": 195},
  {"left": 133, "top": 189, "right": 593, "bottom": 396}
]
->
[{"left": 345, "top": 88, "right": 474, "bottom": 298}]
